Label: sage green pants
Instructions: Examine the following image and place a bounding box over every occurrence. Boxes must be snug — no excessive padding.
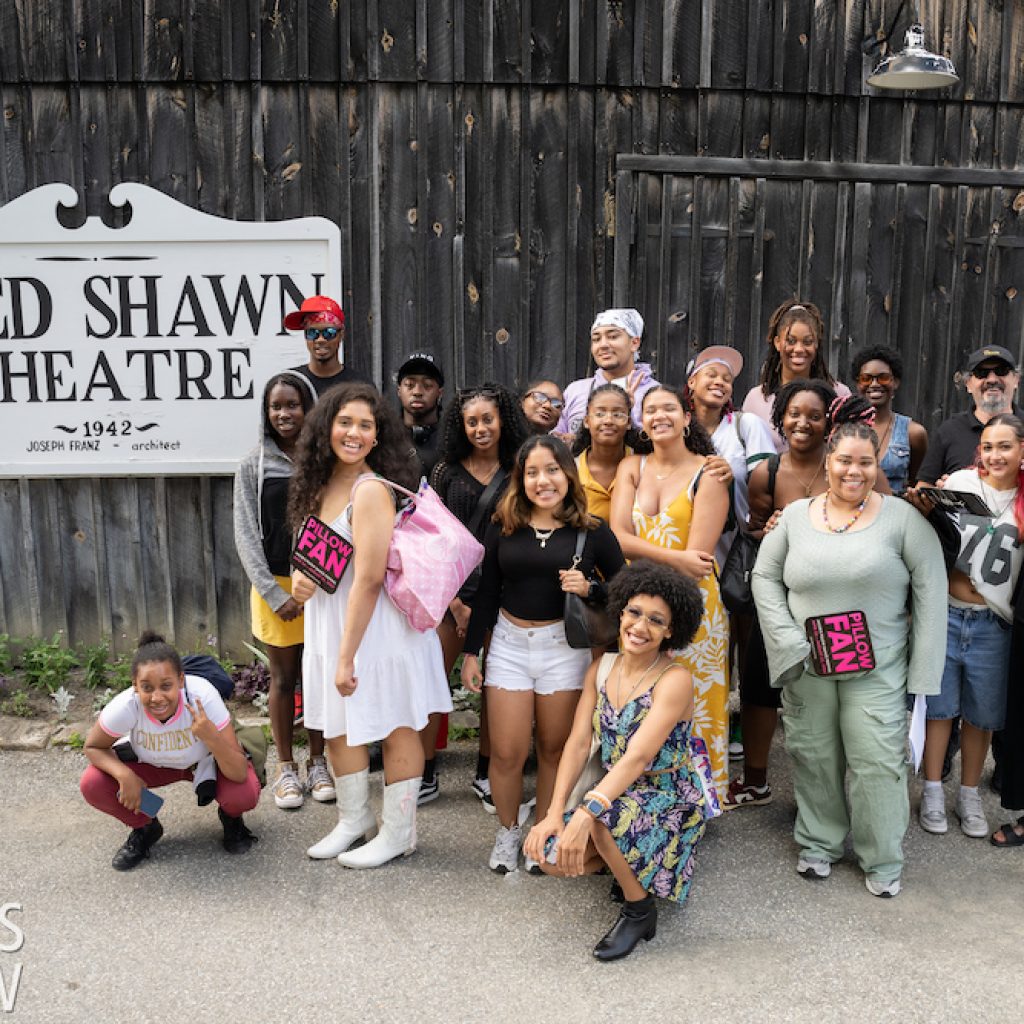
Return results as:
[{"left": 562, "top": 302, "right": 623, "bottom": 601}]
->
[{"left": 781, "top": 667, "right": 909, "bottom": 882}]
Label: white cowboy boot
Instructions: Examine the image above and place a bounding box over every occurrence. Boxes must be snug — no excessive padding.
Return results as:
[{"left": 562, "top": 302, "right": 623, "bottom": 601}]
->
[
  {"left": 306, "top": 768, "right": 378, "bottom": 859},
  {"left": 335, "top": 777, "right": 420, "bottom": 869}
]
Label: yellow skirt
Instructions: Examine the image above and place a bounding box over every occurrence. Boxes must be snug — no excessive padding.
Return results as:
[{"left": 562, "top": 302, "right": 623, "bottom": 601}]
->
[{"left": 250, "top": 576, "right": 304, "bottom": 648}]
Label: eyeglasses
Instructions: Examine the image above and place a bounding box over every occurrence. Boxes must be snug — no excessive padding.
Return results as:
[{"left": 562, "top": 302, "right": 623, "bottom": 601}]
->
[
  {"left": 590, "top": 409, "right": 629, "bottom": 423},
  {"left": 856, "top": 372, "right": 894, "bottom": 387},
  {"left": 972, "top": 363, "right": 1014, "bottom": 379},
  {"left": 621, "top": 605, "right": 670, "bottom": 631},
  {"left": 527, "top": 390, "right": 564, "bottom": 411},
  {"left": 304, "top": 326, "right": 340, "bottom": 342}
]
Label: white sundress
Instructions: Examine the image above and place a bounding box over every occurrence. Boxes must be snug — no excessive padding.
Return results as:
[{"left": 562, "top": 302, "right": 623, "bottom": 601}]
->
[{"left": 302, "top": 483, "right": 453, "bottom": 745}]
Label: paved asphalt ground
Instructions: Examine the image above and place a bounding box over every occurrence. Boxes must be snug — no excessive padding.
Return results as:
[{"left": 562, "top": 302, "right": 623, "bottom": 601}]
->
[{"left": 2, "top": 739, "right": 1021, "bottom": 1024}]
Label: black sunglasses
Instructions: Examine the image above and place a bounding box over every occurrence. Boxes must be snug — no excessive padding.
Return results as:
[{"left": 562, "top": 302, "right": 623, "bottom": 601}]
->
[
  {"left": 304, "top": 326, "right": 340, "bottom": 342},
  {"left": 972, "top": 363, "right": 1014, "bottom": 379}
]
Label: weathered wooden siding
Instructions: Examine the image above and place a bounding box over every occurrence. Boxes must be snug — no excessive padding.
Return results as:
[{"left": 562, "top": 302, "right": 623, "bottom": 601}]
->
[{"left": 1, "top": 0, "right": 1023, "bottom": 652}]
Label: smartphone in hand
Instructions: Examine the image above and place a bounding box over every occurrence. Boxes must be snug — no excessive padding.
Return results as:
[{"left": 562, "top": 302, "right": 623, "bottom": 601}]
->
[{"left": 138, "top": 788, "right": 165, "bottom": 818}]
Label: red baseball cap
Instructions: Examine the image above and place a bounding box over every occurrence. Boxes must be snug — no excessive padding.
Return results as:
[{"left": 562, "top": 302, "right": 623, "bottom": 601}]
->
[{"left": 283, "top": 295, "right": 345, "bottom": 331}]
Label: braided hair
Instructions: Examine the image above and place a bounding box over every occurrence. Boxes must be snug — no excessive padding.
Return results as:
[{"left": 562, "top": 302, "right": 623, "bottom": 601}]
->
[
  {"left": 770, "top": 379, "right": 836, "bottom": 440},
  {"left": 569, "top": 382, "right": 650, "bottom": 457},
  {"left": 433, "top": 382, "right": 530, "bottom": 472},
  {"left": 640, "top": 384, "right": 716, "bottom": 457},
  {"left": 825, "top": 394, "right": 878, "bottom": 453},
  {"left": 757, "top": 299, "right": 834, "bottom": 397}
]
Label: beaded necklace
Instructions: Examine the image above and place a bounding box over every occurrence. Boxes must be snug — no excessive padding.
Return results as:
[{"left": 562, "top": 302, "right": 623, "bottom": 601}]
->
[{"left": 822, "top": 490, "right": 868, "bottom": 534}]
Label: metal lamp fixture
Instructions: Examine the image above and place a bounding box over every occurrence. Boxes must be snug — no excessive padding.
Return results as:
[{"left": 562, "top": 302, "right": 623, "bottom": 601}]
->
[{"left": 867, "top": 22, "right": 959, "bottom": 90}]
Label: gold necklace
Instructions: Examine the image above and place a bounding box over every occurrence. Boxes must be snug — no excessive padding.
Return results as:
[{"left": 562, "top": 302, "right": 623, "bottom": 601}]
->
[
  {"left": 652, "top": 460, "right": 685, "bottom": 482},
  {"left": 789, "top": 457, "right": 823, "bottom": 497},
  {"left": 467, "top": 458, "right": 498, "bottom": 484},
  {"left": 614, "top": 653, "right": 664, "bottom": 708}
]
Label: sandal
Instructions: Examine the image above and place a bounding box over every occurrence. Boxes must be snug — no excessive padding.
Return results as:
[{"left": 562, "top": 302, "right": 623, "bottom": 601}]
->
[{"left": 989, "top": 816, "right": 1024, "bottom": 848}]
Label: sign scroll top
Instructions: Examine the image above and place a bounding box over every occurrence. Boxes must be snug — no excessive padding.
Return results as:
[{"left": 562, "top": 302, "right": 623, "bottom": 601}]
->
[{"left": 0, "top": 183, "right": 341, "bottom": 477}]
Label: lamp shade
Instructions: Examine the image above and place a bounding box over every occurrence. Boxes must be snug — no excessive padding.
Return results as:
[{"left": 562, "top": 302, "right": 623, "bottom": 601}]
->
[{"left": 867, "top": 24, "right": 959, "bottom": 90}]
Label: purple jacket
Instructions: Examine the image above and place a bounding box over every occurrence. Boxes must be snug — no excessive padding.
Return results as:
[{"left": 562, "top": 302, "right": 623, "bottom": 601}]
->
[{"left": 555, "top": 362, "right": 659, "bottom": 435}]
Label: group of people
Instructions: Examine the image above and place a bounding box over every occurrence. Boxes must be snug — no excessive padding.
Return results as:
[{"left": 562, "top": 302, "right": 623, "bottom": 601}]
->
[{"left": 78, "top": 293, "right": 1024, "bottom": 962}]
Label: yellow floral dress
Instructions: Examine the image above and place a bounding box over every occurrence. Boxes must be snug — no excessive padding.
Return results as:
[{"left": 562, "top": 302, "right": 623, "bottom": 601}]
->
[{"left": 631, "top": 458, "right": 730, "bottom": 795}]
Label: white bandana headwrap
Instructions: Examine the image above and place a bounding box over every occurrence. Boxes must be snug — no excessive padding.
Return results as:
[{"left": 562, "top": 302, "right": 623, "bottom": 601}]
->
[{"left": 590, "top": 308, "right": 644, "bottom": 339}]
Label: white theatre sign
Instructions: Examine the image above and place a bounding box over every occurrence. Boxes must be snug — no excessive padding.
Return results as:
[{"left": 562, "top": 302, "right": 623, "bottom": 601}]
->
[{"left": 0, "top": 183, "right": 341, "bottom": 477}]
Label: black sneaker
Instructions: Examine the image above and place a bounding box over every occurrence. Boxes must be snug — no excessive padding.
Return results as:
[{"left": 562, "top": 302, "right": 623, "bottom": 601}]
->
[
  {"left": 218, "top": 808, "right": 258, "bottom": 854},
  {"left": 112, "top": 818, "right": 164, "bottom": 871}
]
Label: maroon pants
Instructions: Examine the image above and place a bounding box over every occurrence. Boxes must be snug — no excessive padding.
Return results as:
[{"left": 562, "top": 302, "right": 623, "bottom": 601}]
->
[{"left": 80, "top": 761, "right": 261, "bottom": 829}]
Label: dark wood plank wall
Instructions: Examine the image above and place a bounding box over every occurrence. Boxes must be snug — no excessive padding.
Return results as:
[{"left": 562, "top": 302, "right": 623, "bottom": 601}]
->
[{"left": 1, "top": 0, "right": 1022, "bottom": 652}]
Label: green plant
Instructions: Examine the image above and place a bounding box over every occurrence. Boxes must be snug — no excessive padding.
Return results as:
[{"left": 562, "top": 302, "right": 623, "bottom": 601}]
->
[
  {"left": 108, "top": 657, "right": 134, "bottom": 693},
  {"left": 79, "top": 641, "right": 110, "bottom": 690},
  {"left": 21, "top": 634, "right": 78, "bottom": 692},
  {"left": 65, "top": 731, "right": 85, "bottom": 750},
  {"left": 1, "top": 690, "right": 33, "bottom": 718},
  {"left": 92, "top": 688, "right": 115, "bottom": 715},
  {"left": 448, "top": 725, "right": 480, "bottom": 742},
  {"left": 0, "top": 634, "right": 14, "bottom": 677}
]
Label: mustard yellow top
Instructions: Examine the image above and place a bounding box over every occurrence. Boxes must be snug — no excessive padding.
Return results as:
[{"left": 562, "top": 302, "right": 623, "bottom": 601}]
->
[{"left": 576, "top": 447, "right": 630, "bottom": 522}]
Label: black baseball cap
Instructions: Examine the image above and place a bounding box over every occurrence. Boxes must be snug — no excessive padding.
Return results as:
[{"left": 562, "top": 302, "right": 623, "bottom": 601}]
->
[
  {"left": 965, "top": 345, "right": 1017, "bottom": 373},
  {"left": 397, "top": 352, "right": 444, "bottom": 386}
]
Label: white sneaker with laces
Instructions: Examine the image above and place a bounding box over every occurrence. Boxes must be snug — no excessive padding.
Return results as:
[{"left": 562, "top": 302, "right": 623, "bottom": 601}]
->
[
  {"left": 489, "top": 824, "right": 522, "bottom": 874},
  {"left": 273, "top": 762, "right": 304, "bottom": 810},
  {"left": 955, "top": 789, "right": 989, "bottom": 838},
  {"left": 919, "top": 793, "right": 948, "bottom": 834}
]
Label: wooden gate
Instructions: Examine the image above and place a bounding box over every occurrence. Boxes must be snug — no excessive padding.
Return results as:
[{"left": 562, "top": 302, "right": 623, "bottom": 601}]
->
[{"left": 612, "top": 155, "right": 1024, "bottom": 427}]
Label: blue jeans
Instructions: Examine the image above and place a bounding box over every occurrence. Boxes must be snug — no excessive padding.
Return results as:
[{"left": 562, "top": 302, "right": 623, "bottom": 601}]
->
[{"left": 928, "top": 605, "right": 1011, "bottom": 731}]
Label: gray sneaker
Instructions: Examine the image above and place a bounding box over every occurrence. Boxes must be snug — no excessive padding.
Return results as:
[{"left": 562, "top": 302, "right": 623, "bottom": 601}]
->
[
  {"left": 955, "top": 789, "right": 989, "bottom": 838},
  {"left": 796, "top": 855, "right": 831, "bottom": 880},
  {"left": 488, "top": 824, "right": 522, "bottom": 874},
  {"left": 865, "top": 876, "right": 901, "bottom": 898},
  {"left": 919, "top": 794, "right": 948, "bottom": 835}
]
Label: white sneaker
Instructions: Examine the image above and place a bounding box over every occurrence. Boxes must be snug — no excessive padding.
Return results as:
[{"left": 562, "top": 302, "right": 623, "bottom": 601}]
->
[
  {"left": 306, "top": 757, "right": 336, "bottom": 803},
  {"left": 489, "top": 824, "right": 522, "bottom": 874},
  {"left": 272, "top": 762, "right": 304, "bottom": 810},
  {"left": 919, "top": 794, "right": 948, "bottom": 835},
  {"left": 955, "top": 789, "right": 989, "bottom": 838},
  {"left": 796, "top": 855, "right": 831, "bottom": 880},
  {"left": 865, "top": 876, "right": 901, "bottom": 898},
  {"left": 524, "top": 856, "right": 544, "bottom": 876}
]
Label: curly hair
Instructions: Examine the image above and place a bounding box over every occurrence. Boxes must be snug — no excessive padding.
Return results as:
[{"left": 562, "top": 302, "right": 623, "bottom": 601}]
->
[
  {"left": 287, "top": 382, "right": 420, "bottom": 531},
  {"left": 757, "top": 299, "right": 834, "bottom": 397},
  {"left": 770, "top": 379, "right": 836, "bottom": 439},
  {"left": 849, "top": 344, "right": 904, "bottom": 383},
  {"left": 494, "top": 434, "right": 596, "bottom": 535},
  {"left": 825, "top": 394, "right": 878, "bottom": 453},
  {"left": 569, "top": 382, "right": 650, "bottom": 457},
  {"left": 433, "top": 382, "right": 530, "bottom": 474},
  {"left": 605, "top": 560, "right": 704, "bottom": 651},
  {"left": 132, "top": 630, "right": 182, "bottom": 679},
  {"left": 640, "top": 385, "right": 716, "bottom": 457}
]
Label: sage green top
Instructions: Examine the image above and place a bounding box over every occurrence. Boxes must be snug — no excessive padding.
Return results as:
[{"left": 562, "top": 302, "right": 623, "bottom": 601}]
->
[{"left": 750, "top": 496, "right": 947, "bottom": 695}]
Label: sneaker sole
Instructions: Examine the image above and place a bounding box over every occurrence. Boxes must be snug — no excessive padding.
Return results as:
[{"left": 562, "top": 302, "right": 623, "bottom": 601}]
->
[
  {"left": 309, "top": 789, "right": 336, "bottom": 803},
  {"left": 919, "top": 814, "right": 948, "bottom": 835},
  {"left": 489, "top": 860, "right": 518, "bottom": 874},
  {"left": 723, "top": 793, "right": 773, "bottom": 811},
  {"left": 955, "top": 813, "right": 989, "bottom": 839},
  {"left": 417, "top": 789, "right": 440, "bottom": 807},
  {"left": 274, "top": 794, "right": 304, "bottom": 810}
]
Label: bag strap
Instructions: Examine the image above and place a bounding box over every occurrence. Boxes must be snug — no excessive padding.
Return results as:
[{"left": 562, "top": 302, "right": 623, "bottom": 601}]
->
[
  {"left": 467, "top": 467, "right": 508, "bottom": 537},
  {"left": 573, "top": 528, "right": 587, "bottom": 560},
  {"left": 732, "top": 410, "right": 744, "bottom": 448},
  {"left": 350, "top": 472, "right": 416, "bottom": 502},
  {"left": 766, "top": 453, "right": 781, "bottom": 505}
]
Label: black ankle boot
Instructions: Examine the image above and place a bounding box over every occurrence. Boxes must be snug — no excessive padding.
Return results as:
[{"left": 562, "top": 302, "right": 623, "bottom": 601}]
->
[
  {"left": 593, "top": 894, "right": 657, "bottom": 962},
  {"left": 112, "top": 817, "right": 164, "bottom": 871},
  {"left": 218, "top": 807, "right": 258, "bottom": 854}
]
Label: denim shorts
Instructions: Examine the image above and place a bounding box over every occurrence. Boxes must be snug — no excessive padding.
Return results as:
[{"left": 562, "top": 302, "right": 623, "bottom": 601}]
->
[
  {"left": 483, "top": 613, "right": 592, "bottom": 695},
  {"left": 928, "top": 604, "right": 1011, "bottom": 730}
]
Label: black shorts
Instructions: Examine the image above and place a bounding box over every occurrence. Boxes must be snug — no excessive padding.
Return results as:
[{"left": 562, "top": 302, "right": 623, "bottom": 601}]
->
[{"left": 740, "top": 615, "right": 782, "bottom": 710}]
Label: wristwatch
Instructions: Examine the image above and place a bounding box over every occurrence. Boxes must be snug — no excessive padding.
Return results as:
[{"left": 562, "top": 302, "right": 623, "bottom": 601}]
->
[{"left": 583, "top": 795, "right": 605, "bottom": 818}]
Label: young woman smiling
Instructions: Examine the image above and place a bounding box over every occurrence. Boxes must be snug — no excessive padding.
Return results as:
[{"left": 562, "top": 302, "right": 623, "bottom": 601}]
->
[
  {"left": 431, "top": 384, "right": 530, "bottom": 807},
  {"left": 742, "top": 299, "right": 850, "bottom": 451},
  {"left": 289, "top": 383, "right": 453, "bottom": 868},
  {"left": 752, "top": 397, "right": 946, "bottom": 898},
  {"left": 918, "top": 414, "right": 1024, "bottom": 840},
  {"left": 850, "top": 345, "right": 928, "bottom": 495},
  {"left": 523, "top": 561, "right": 707, "bottom": 962},
  {"left": 461, "top": 435, "right": 625, "bottom": 874},
  {"left": 610, "top": 385, "right": 731, "bottom": 795}
]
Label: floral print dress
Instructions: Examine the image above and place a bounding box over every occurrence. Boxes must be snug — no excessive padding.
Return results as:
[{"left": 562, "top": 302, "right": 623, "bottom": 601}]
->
[
  {"left": 578, "top": 654, "right": 706, "bottom": 903},
  {"left": 631, "top": 459, "right": 730, "bottom": 794}
]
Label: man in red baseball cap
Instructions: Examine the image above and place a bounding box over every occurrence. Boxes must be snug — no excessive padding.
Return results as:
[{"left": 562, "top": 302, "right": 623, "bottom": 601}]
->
[{"left": 283, "top": 295, "right": 370, "bottom": 397}]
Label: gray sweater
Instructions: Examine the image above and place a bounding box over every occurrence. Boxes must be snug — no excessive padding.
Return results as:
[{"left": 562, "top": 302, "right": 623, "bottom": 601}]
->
[{"left": 751, "top": 496, "right": 948, "bottom": 695}]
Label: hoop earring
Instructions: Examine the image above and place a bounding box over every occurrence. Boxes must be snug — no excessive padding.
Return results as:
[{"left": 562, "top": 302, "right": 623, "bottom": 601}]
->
[
  {"left": 683, "top": 425, "right": 690, "bottom": 438},
  {"left": 372, "top": 439, "right": 379, "bottom": 447}
]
